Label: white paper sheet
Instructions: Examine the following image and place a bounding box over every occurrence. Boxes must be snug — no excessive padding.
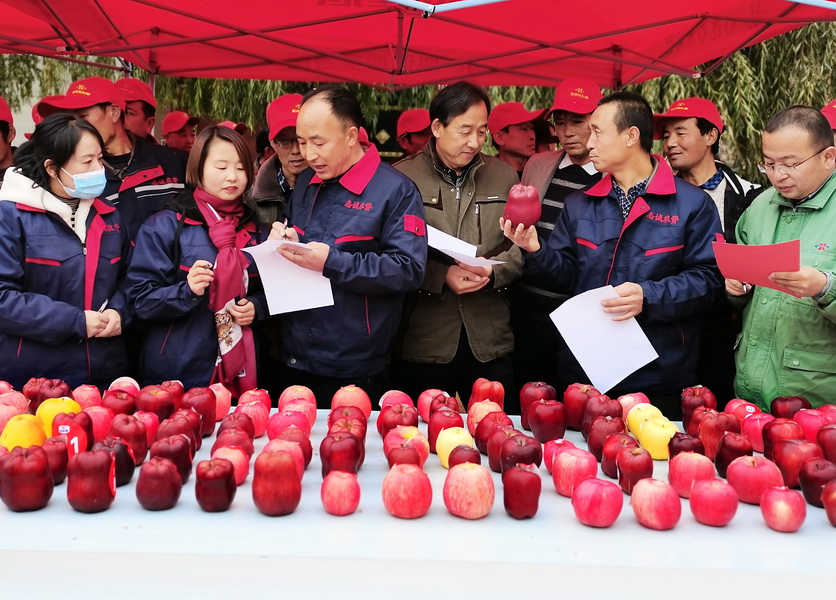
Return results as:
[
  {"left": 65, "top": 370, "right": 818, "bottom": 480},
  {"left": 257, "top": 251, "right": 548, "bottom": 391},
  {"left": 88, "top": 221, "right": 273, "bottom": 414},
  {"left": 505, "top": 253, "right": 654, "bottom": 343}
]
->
[
  {"left": 550, "top": 285, "right": 658, "bottom": 394},
  {"left": 243, "top": 240, "right": 334, "bottom": 315},
  {"left": 426, "top": 225, "right": 506, "bottom": 266}
]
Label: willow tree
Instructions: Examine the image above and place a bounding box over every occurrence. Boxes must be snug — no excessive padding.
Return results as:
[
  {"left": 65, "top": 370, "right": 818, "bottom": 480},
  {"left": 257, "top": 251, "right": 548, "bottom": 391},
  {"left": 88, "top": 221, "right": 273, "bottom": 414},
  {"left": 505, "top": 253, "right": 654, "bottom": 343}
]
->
[{"left": 3, "top": 21, "right": 836, "bottom": 180}]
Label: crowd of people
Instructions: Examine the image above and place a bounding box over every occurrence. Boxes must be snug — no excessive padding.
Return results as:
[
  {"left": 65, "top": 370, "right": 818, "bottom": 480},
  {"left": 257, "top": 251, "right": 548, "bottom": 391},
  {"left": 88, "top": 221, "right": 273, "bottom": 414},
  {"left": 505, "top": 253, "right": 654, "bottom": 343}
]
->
[{"left": 1, "top": 75, "right": 835, "bottom": 419}]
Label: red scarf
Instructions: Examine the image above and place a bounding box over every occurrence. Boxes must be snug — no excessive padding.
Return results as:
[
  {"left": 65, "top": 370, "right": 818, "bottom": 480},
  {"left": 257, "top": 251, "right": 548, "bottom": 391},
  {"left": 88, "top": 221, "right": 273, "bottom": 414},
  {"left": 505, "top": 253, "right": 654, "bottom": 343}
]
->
[{"left": 193, "top": 188, "right": 257, "bottom": 396}]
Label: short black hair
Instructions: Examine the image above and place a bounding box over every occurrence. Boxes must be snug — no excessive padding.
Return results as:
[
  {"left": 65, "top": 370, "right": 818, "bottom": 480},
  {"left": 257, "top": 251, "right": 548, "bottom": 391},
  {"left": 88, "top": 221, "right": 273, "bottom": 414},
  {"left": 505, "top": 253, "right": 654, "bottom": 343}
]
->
[
  {"left": 0, "top": 120, "right": 10, "bottom": 139},
  {"left": 301, "top": 85, "right": 364, "bottom": 130},
  {"left": 255, "top": 129, "right": 271, "bottom": 154},
  {"left": 13, "top": 113, "right": 105, "bottom": 190},
  {"left": 598, "top": 91, "right": 653, "bottom": 153},
  {"left": 765, "top": 105, "right": 834, "bottom": 151},
  {"left": 695, "top": 117, "right": 721, "bottom": 156},
  {"left": 490, "top": 126, "right": 509, "bottom": 151},
  {"left": 430, "top": 81, "right": 491, "bottom": 127},
  {"left": 129, "top": 100, "right": 156, "bottom": 119}
]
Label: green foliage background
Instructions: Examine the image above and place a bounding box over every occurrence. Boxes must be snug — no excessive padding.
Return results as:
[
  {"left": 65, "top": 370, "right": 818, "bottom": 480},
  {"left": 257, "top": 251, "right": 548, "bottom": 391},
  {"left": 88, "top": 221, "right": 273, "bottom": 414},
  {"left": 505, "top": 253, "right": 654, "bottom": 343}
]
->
[{"left": 3, "top": 21, "right": 836, "bottom": 181}]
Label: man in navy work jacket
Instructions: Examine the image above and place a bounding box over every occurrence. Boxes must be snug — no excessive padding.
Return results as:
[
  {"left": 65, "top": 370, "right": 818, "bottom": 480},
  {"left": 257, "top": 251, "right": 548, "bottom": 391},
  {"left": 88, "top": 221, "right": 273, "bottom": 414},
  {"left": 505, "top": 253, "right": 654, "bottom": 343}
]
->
[
  {"left": 269, "top": 85, "right": 428, "bottom": 408},
  {"left": 503, "top": 91, "right": 723, "bottom": 419}
]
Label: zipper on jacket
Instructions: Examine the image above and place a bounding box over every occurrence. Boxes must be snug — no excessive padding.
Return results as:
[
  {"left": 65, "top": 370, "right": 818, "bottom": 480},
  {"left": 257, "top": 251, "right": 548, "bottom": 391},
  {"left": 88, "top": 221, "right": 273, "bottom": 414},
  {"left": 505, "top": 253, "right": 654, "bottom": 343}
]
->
[{"left": 475, "top": 203, "right": 482, "bottom": 245}]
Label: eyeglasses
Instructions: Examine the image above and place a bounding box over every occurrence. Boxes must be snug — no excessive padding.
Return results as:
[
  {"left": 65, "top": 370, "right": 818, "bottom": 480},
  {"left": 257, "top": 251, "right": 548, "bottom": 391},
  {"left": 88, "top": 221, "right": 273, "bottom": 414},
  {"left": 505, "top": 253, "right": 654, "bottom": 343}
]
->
[
  {"left": 758, "top": 147, "right": 827, "bottom": 174},
  {"left": 274, "top": 138, "right": 299, "bottom": 149}
]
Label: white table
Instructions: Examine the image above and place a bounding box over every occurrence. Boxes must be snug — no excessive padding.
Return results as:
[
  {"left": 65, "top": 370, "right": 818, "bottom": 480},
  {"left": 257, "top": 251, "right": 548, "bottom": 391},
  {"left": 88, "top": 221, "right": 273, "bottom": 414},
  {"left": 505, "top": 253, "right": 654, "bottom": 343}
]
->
[{"left": 2, "top": 410, "right": 834, "bottom": 598}]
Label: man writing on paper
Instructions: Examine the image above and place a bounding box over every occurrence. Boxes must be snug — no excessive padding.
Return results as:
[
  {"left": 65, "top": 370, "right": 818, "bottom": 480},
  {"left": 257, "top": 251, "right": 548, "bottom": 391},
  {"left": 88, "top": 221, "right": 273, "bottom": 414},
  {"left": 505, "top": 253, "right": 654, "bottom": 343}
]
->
[
  {"left": 726, "top": 106, "right": 836, "bottom": 409},
  {"left": 504, "top": 91, "right": 722, "bottom": 419},
  {"left": 268, "top": 86, "right": 427, "bottom": 408}
]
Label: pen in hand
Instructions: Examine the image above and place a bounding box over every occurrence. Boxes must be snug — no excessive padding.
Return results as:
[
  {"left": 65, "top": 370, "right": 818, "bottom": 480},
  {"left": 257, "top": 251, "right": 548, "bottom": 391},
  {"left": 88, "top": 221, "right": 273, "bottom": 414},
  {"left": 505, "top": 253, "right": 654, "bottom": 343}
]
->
[
  {"left": 97, "top": 299, "right": 109, "bottom": 312},
  {"left": 282, "top": 218, "right": 290, "bottom": 240}
]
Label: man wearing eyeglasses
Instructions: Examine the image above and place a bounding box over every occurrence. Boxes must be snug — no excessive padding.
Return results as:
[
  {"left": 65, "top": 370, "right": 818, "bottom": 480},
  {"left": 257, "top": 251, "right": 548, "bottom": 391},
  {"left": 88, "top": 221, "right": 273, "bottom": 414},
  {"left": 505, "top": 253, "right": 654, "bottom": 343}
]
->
[
  {"left": 727, "top": 105, "right": 836, "bottom": 409},
  {"left": 252, "top": 94, "right": 305, "bottom": 224}
]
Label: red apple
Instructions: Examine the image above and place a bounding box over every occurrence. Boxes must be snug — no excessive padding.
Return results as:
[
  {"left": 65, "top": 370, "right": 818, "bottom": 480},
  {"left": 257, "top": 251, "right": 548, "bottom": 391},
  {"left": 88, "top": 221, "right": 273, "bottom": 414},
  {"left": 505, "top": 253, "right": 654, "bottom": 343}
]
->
[
  {"left": 502, "top": 463, "right": 541, "bottom": 519},
  {"left": 616, "top": 446, "right": 653, "bottom": 495},
  {"left": 382, "top": 463, "right": 433, "bottom": 519},
  {"left": 150, "top": 435, "right": 194, "bottom": 484},
  {"left": 487, "top": 426, "right": 521, "bottom": 472},
  {"left": 218, "top": 412, "right": 255, "bottom": 440},
  {"left": 160, "top": 380, "right": 185, "bottom": 409},
  {"left": 331, "top": 384, "right": 371, "bottom": 420},
  {"left": 552, "top": 447, "right": 597, "bottom": 497},
  {"left": 714, "top": 432, "right": 753, "bottom": 479},
  {"left": 429, "top": 393, "right": 459, "bottom": 418},
  {"left": 587, "top": 416, "right": 626, "bottom": 462},
  {"left": 428, "top": 408, "right": 464, "bottom": 453},
  {"left": 822, "top": 480, "right": 836, "bottom": 526},
  {"left": 35, "top": 379, "right": 73, "bottom": 414},
  {"left": 798, "top": 458, "right": 836, "bottom": 507},
  {"left": 156, "top": 416, "right": 197, "bottom": 454},
  {"left": 818, "top": 404, "right": 836, "bottom": 424},
  {"left": 278, "top": 385, "right": 315, "bottom": 411},
  {"left": 72, "top": 384, "right": 102, "bottom": 410},
  {"left": 563, "top": 383, "right": 601, "bottom": 430},
  {"left": 503, "top": 183, "right": 541, "bottom": 229},
  {"left": 499, "top": 434, "right": 542, "bottom": 473},
  {"left": 0, "top": 405, "right": 19, "bottom": 439},
  {"left": 818, "top": 423, "right": 836, "bottom": 463},
  {"left": 262, "top": 439, "right": 305, "bottom": 479},
  {"left": 378, "top": 389, "right": 414, "bottom": 410},
  {"left": 195, "top": 458, "right": 236, "bottom": 512},
  {"left": 543, "top": 439, "right": 578, "bottom": 475},
  {"left": 234, "top": 401, "right": 268, "bottom": 438},
  {"left": 52, "top": 411, "right": 94, "bottom": 452},
  {"left": 252, "top": 450, "right": 302, "bottom": 516},
  {"left": 667, "top": 431, "right": 705, "bottom": 459},
  {"left": 519, "top": 381, "right": 556, "bottom": 430},
  {"left": 133, "top": 411, "right": 160, "bottom": 449},
  {"left": 466, "top": 400, "right": 502, "bottom": 435},
  {"left": 793, "top": 409, "right": 829, "bottom": 443},
  {"left": 274, "top": 425, "right": 313, "bottom": 468},
  {"left": 321, "top": 471, "right": 361, "bottom": 516},
  {"left": 0, "top": 381, "right": 12, "bottom": 394},
  {"left": 328, "top": 416, "right": 367, "bottom": 444},
  {"left": 698, "top": 411, "right": 740, "bottom": 461},
  {"left": 689, "top": 478, "right": 738, "bottom": 527},
  {"left": 101, "top": 389, "right": 135, "bottom": 416},
  {"left": 762, "top": 418, "right": 805, "bottom": 462},
  {"left": 107, "top": 414, "right": 148, "bottom": 465},
  {"left": 66, "top": 449, "right": 115, "bottom": 513},
  {"left": 770, "top": 395, "right": 812, "bottom": 419},
  {"left": 741, "top": 412, "right": 775, "bottom": 454},
  {"left": 773, "top": 439, "right": 823, "bottom": 488},
  {"left": 327, "top": 405, "right": 366, "bottom": 428},
  {"left": 571, "top": 477, "right": 623, "bottom": 528},
  {"left": 135, "top": 385, "right": 176, "bottom": 421},
  {"left": 376, "top": 403, "right": 419, "bottom": 439},
  {"left": 0, "top": 391, "right": 29, "bottom": 414},
  {"left": 135, "top": 456, "right": 182, "bottom": 510},
  {"left": 760, "top": 486, "right": 806, "bottom": 532},
  {"left": 212, "top": 427, "right": 255, "bottom": 458},
  {"left": 22, "top": 377, "right": 46, "bottom": 407},
  {"left": 182, "top": 387, "right": 217, "bottom": 437},
  {"left": 726, "top": 456, "right": 784, "bottom": 504},
  {"left": 681, "top": 385, "right": 717, "bottom": 432},
  {"left": 108, "top": 376, "right": 140, "bottom": 397},
  {"left": 528, "top": 399, "right": 567, "bottom": 444},
  {"left": 268, "top": 410, "right": 312, "bottom": 439},
  {"left": 240, "top": 388, "right": 272, "bottom": 412},
  {"left": 474, "top": 411, "right": 512, "bottom": 454},
  {"left": 630, "top": 478, "right": 681, "bottom": 530},
  {"left": 0, "top": 446, "right": 54, "bottom": 511},
  {"left": 92, "top": 437, "right": 135, "bottom": 486},
  {"left": 448, "top": 445, "right": 482, "bottom": 468},
  {"left": 416, "top": 388, "right": 446, "bottom": 423},
  {"left": 668, "top": 451, "right": 715, "bottom": 498},
  {"left": 581, "top": 395, "right": 621, "bottom": 441},
  {"left": 42, "top": 437, "right": 68, "bottom": 484},
  {"left": 385, "top": 443, "right": 422, "bottom": 468},
  {"left": 211, "top": 446, "right": 250, "bottom": 485},
  {"left": 724, "top": 398, "right": 761, "bottom": 425},
  {"left": 171, "top": 408, "right": 203, "bottom": 448},
  {"left": 320, "top": 432, "right": 363, "bottom": 477},
  {"left": 443, "top": 462, "right": 495, "bottom": 519},
  {"left": 468, "top": 377, "right": 504, "bottom": 411},
  {"left": 601, "top": 433, "right": 639, "bottom": 479},
  {"left": 209, "top": 383, "right": 232, "bottom": 421}
]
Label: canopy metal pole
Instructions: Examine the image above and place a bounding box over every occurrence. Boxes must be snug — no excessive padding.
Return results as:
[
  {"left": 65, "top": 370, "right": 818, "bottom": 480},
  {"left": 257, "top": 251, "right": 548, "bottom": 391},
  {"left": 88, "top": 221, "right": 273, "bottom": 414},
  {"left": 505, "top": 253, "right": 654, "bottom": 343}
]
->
[{"left": 385, "top": 0, "right": 512, "bottom": 17}]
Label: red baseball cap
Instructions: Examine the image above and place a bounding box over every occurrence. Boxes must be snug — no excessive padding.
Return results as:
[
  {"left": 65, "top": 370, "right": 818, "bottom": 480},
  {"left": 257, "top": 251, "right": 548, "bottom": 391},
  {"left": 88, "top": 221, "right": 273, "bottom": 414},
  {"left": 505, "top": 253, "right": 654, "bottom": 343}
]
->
[
  {"left": 397, "top": 108, "right": 430, "bottom": 138},
  {"left": 548, "top": 77, "right": 602, "bottom": 117},
  {"left": 0, "top": 97, "right": 12, "bottom": 126},
  {"left": 115, "top": 78, "right": 157, "bottom": 109},
  {"left": 821, "top": 99, "right": 836, "bottom": 130},
  {"left": 266, "top": 94, "right": 303, "bottom": 140},
  {"left": 653, "top": 97, "right": 725, "bottom": 139},
  {"left": 488, "top": 102, "right": 545, "bottom": 132},
  {"left": 162, "top": 111, "right": 198, "bottom": 136},
  {"left": 37, "top": 77, "right": 126, "bottom": 117}
]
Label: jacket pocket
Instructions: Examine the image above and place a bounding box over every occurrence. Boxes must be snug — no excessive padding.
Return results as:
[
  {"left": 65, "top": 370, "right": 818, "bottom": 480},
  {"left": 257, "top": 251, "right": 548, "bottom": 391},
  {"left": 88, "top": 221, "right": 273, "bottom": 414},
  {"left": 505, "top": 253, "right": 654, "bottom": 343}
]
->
[
  {"left": 474, "top": 195, "right": 506, "bottom": 246},
  {"left": 782, "top": 345, "right": 836, "bottom": 374},
  {"left": 326, "top": 210, "right": 381, "bottom": 254},
  {"left": 25, "top": 257, "right": 61, "bottom": 266}
]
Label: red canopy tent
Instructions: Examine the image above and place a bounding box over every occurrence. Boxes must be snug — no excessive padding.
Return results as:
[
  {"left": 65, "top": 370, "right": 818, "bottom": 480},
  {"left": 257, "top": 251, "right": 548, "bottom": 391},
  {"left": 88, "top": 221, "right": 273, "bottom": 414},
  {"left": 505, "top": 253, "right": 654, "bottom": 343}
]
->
[{"left": 1, "top": 0, "right": 835, "bottom": 89}]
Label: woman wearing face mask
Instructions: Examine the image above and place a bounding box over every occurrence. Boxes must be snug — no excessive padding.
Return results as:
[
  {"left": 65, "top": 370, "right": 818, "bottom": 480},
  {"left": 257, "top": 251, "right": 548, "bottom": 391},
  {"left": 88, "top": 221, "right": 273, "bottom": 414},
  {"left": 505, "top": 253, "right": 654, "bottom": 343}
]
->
[
  {"left": 125, "top": 126, "right": 269, "bottom": 394},
  {"left": 0, "top": 113, "right": 129, "bottom": 389}
]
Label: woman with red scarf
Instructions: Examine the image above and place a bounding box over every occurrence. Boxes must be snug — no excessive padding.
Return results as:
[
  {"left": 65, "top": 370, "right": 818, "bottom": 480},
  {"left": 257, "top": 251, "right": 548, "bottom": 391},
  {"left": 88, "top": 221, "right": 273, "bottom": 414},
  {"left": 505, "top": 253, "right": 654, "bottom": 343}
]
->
[{"left": 126, "top": 126, "right": 269, "bottom": 395}]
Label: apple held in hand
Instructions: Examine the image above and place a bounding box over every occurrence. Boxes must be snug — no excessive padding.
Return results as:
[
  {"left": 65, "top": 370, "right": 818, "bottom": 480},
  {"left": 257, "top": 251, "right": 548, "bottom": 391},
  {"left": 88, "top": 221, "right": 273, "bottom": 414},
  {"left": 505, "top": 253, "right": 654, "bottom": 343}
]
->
[
  {"left": 321, "top": 471, "right": 361, "bottom": 516},
  {"left": 135, "top": 456, "right": 182, "bottom": 511},
  {"left": 503, "top": 463, "right": 541, "bottom": 520},
  {"left": 563, "top": 383, "right": 601, "bottom": 431},
  {"left": 503, "top": 183, "right": 542, "bottom": 229},
  {"left": 195, "top": 458, "right": 236, "bottom": 512},
  {"left": 689, "top": 478, "right": 738, "bottom": 527},
  {"left": 382, "top": 463, "right": 432, "bottom": 519},
  {"left": 519, "top": 381, "right": 556, "bottom": 430},
  {"left": 668, "top": 451, "right": 715, "bottom": 498},
  {"left": 443, "top": 462, "right": 495, "bottom": 519},
  {"left": 0, "top": 446, "right": 54, "bottom": 511},
  {"left": 252, "top": 450, "right": 302, "bottom": 516},
  {"left": 571, "top": 477, "right": 623, "bottom": 528},
  {"left": 630, "top": 478, "right": 681, "bottom": 530},
  {"left": 66, "top": 449, "right": 116, "bottom": 513},
  {"left": 760, "top": 486, "right": 806, "bottom": 532},
  {"left": 726, "top": 456, "right": 783, "bottom": 504}
]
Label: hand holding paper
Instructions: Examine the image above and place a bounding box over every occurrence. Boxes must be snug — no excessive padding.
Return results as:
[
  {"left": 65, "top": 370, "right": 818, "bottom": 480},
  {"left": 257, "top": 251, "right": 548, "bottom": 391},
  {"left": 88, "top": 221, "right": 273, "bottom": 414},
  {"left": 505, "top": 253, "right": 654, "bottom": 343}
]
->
[
  {"left": 427, "top": 225, "right": 506, "bottom": 267},
  {"left": 713, "top": 237, "right": 801, "bottom": 296}
]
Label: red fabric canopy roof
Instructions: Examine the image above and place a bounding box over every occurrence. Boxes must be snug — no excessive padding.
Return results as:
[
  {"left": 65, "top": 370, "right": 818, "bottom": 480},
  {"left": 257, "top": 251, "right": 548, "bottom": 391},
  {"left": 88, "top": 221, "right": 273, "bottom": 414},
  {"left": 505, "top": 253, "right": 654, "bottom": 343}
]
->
[{"left": 1, "top": 0, "right": 834, "bottom": 89}]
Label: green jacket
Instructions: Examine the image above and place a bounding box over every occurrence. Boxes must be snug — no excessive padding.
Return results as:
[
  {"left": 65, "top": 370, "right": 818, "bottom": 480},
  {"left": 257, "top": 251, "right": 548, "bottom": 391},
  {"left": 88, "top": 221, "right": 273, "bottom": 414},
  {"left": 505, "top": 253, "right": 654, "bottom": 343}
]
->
[
  {"left": 394, "top": 142, "right": 522, "bottom": 363},
  {"left": 732, "top": 173, "right": 836, "bottom": 408}
]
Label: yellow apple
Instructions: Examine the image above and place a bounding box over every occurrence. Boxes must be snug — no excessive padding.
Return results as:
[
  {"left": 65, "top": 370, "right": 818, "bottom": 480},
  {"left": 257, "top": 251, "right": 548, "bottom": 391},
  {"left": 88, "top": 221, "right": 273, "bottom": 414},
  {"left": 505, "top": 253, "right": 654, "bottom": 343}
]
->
[{"left": 436, "top": 427, "right": 475, "bottom": 468}]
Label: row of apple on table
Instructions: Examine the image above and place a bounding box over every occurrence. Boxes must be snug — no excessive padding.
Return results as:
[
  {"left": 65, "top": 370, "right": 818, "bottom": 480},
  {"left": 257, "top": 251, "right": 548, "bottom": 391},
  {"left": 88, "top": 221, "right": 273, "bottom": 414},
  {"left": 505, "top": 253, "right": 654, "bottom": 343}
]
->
[{"left": 0, "top": 376, "right": 835, "bottom": 531}]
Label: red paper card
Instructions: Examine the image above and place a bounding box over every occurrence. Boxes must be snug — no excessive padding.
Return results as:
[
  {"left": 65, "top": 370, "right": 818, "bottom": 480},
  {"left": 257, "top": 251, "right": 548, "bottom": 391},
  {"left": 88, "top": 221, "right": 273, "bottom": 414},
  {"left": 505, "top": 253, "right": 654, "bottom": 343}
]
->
[{"left": 712, "top": 237, "right": 801, "bottom": 296}]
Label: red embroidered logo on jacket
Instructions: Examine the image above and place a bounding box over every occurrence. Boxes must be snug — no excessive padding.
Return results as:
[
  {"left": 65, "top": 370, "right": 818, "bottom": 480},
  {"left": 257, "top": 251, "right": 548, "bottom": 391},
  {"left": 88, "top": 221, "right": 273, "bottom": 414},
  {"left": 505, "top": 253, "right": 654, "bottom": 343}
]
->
[
  {"left": 104, "top": 223, "right": 121, "bottom": 232},
  {"left": 646, "top": 211, "right": 679, "bottom": 224},
  {"left": 345, "top": 200, "right": 373, "bottom": 211},
  {"left": 148, "top": 177, "right": 182, "bottom": 185}
]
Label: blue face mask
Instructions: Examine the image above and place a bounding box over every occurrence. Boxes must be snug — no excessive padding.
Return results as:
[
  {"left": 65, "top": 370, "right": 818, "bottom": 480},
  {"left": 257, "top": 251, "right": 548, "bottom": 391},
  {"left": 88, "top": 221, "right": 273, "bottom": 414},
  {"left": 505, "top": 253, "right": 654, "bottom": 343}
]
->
[{"left": 60, "top": 167, "right": 107, "bottom": 200}]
